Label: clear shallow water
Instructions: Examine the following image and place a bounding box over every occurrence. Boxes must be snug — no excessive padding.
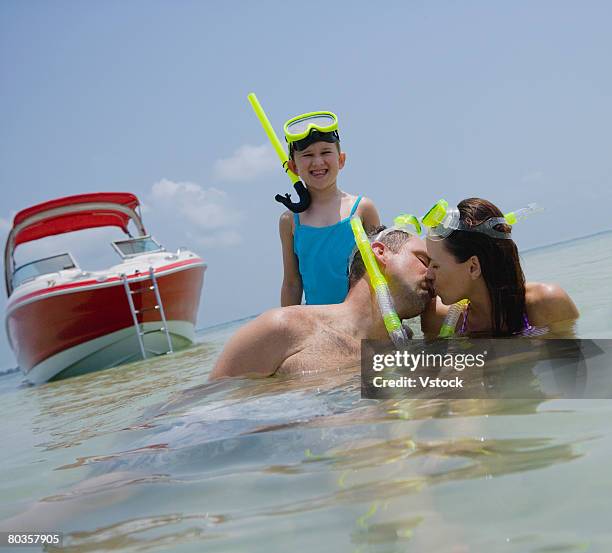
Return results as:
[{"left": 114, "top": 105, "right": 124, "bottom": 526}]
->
[
  {"left": 0, "top": 233, "right": 611, "bottom": 553},
  {"left": 522, "top": 231, "right": 612, "bottom": 338}
]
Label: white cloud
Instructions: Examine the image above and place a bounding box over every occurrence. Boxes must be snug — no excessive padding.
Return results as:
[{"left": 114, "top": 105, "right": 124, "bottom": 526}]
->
[
  {"left": 212, "top": 143, "right": 277, "bottom": 182},
  {"left": 145, "top": 179, "right": 243, "bottom": 251},
  {"left": 150, "top": 179, "right": 241, "bottom": 230}
]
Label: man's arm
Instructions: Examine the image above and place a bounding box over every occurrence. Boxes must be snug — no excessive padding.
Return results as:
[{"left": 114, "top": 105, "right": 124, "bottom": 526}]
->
[
  {"left": 209, "top": 308, "right": 300, "bottom": 379},
  {"left": 279, "top": 211, "right": 303, "bottom": 306}
]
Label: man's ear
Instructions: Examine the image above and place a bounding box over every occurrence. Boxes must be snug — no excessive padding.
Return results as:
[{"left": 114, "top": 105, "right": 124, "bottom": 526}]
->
[
  {"left": 287, "top": 159, "right": 298, "bottom": 175},
  {"left": 338, "top": 152, "right": 346, "bottom": 169},
  {"left": 370, "top": 241, "right": 388, "bottom": 269},
  {"left": 467, "top": 255, "right": 481, "bottom": 279}
]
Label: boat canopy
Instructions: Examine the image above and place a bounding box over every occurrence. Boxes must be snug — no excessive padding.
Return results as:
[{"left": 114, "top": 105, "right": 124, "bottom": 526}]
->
[{"left": 4, "top": 192, "right": 147, "bottom": 295}]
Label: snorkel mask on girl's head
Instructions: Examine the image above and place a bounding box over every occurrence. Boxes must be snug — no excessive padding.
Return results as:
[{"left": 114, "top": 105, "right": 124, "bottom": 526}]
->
[
  {"left": 284, "top": 111, "right": 340, "bottom": 154},
  {"left": 421, "top": 199, "right": 542, "bottom": 241}
]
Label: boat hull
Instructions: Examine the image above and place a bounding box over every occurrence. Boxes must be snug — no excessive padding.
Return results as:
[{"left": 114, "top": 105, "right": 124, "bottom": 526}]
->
[{"left": 6, "top": 262, "right": 205, "bottom": 384}]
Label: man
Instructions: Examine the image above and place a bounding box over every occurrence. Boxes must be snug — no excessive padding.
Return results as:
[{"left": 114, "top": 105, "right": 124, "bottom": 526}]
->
[{"left": 210, "top": 227, "right": 434, "bottom": 379}]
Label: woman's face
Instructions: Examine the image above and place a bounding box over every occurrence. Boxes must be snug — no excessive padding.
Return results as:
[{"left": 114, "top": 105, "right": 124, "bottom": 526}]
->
[{"left": 425, "top": 238, "right": 472, "bottom": 305}]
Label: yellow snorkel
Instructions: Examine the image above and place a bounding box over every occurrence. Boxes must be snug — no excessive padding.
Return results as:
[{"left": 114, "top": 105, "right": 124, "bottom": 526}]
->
[
  {"left": 438, "top": 299, "right": 469, "bottom": 338},
  {"left": 247, "top": 93, "right": 311, "bottom": 213},
  {"left": 350, "top": 216, "right": 410, "bottom": 348}
]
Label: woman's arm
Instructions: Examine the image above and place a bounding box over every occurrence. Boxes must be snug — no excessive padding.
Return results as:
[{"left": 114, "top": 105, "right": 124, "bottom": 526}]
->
[{"left": 279, "top": 211, "right": 303, "bottom": 306}]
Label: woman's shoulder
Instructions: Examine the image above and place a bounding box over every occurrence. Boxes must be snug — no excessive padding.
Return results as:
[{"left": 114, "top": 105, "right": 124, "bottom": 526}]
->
[
  {"left": 526, "top": 281, "right": 571, "bottom": 304},
  {"left": 525, "top": 281, "right": 579, "bottom": 326}
]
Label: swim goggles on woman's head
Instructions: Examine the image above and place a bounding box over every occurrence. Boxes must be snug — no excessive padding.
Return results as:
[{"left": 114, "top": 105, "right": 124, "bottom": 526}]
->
[
  {"left": 421, "top": 199, "right": 541, "bottom": 241},
  {"left": 284, "top": 111, "right": 340, "bottom": 152}
]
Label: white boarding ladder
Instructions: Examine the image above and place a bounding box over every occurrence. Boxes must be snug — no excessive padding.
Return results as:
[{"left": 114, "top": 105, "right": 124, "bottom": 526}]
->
[{"left": 121, "top": 267, "right": 174, "bottom": 359}]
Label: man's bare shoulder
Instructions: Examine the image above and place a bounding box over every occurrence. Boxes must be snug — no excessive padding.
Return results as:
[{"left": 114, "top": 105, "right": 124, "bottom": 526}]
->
[
  {"left": 209, "top": 306, "right": 316, "bottom": 380},
  {"left": 261, "top": 305, "right": 318, "bottom": 335}
]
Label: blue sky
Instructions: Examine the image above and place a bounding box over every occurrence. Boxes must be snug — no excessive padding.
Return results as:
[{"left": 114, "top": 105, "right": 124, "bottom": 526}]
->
[{"left": 1, "top": 1, "right": 611, "bottom": 368}]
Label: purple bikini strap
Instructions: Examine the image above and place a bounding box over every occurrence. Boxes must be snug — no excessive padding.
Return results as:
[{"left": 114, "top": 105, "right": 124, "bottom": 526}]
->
[
  {"left": 462, "top": 305, "right": 533, "bottom": 335},
  {"left": 459, "top": 303, "right": 470, "bottom": 335}
]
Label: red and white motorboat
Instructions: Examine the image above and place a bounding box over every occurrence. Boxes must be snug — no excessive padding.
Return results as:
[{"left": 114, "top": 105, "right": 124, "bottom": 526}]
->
[{"left": 4, "top": 192, "right": 206, "bottom": 384}]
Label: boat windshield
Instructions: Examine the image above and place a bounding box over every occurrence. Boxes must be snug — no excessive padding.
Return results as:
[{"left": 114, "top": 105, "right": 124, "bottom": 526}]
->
[
  {"left": 12, "top": 253, "right": 77, "bottom": 289},
  {"left": 112, "top": 236, "right": 164, "bottom": 258}
]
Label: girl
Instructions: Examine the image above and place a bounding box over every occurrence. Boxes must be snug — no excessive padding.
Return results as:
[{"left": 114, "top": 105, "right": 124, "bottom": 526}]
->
[{"left": 279, "top": 111, "right": 380, "bottom": 306}]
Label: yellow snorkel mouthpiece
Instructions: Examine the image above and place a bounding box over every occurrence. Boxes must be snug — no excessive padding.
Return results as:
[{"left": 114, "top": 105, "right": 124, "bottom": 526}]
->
[
  {"left": 247, "top": 92, "right": 311, "bottom": 213},
  {"left": 350, "top": 216, "right": 410, "bottom": 348}
]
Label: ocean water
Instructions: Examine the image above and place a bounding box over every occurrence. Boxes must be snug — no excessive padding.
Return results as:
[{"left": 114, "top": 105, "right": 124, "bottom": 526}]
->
[{"left": 0, "top": 232, "right": 611, "bottom": 552}]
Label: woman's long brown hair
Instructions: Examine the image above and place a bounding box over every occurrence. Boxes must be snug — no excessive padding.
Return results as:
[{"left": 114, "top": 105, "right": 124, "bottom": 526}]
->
[{"left": 444, "top": 198, "right": 526, "bottom": 335}]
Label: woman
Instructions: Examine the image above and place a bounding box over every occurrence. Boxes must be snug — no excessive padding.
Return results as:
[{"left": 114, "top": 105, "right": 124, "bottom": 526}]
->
[{"left": 421, "top": 198, "right": 579, "bottom": 338}]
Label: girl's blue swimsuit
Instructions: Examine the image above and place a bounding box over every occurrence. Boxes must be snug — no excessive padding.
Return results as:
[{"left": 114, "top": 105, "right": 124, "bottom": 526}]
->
[{"left": 293, "top": 195, "right": 362, "bottom": 305}]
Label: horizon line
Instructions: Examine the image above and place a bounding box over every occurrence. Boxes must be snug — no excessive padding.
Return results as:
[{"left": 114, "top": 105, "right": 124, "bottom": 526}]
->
[{"left": 521, "top": 228, "right": 612, "bottom": 254}]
